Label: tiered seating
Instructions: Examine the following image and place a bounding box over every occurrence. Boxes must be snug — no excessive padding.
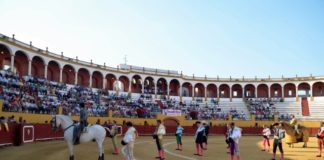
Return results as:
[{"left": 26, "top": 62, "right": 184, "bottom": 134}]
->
[{"left": 308, "top": 97, "right": 324, "bottom": 120}]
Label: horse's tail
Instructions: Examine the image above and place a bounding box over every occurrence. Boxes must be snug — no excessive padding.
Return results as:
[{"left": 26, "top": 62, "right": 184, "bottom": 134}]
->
[{"left": 103, "top": 127, "right": 111, "bottom": 137}]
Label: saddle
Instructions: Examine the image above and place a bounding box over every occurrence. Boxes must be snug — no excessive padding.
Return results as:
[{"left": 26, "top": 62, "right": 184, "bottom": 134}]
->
[{"left": 73, "top": 123, "right": 89, "bottom": 145}]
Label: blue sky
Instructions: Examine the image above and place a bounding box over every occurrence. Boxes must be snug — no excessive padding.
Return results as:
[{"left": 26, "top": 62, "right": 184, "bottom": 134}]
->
[{"left": 0, "top": 0, "right": 323, "bottom": 78}]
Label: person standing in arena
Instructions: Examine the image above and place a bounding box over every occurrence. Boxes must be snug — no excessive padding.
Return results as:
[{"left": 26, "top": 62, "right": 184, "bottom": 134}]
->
[
  {"left": 194, "top": 121, "right": 205, "bottom": 156},
  {"left": 153, "top": 119, "right": 166, "bottom": 160},
  {"left": 110, "top": 120, "right": 120, "bottom": 155},
  {"left": 261, "top": 125, "right": 271, "bottom": 152},
  {"left": 75, "top": 102, "right": 88, "bottom": 145},
  {"left": 316, "top": 122, "right": 324, "bottom": 157},
  {"left": 202, "top": 121, "right": 209, "bottom": 150},
  {"left": 122, "top": 121, "right": 138, "bottom": 160},
  {"left": 228, "top": 122, "right": 242, "bottom": 160},
  {"left": 290, "top": 114, "right": 299, "bottom": 135},
  {"left": 175, "top": 122, "right": 184, "bottom": 151},
  {"left": 272, "top": 123, "right": 285, "bottom": 160}
]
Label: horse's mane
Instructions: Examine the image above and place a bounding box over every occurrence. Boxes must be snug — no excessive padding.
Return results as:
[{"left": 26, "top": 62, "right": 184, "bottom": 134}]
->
[
  {"left": 281, "top": 121, "right": 306, "bottom": 129},
  {"left": 56, "top": 114, "right": 74, "bottom": 124}
]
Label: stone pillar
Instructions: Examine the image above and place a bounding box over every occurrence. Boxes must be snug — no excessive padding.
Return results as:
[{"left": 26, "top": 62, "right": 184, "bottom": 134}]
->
[
  {"left": 103, "top": 78, "right": 107, "bottom": 90},
  {"left": 217, "top": 88, "right": 220, "bottom": 101},
  {"left": 229, "top": 86, "right": 232, "bottom": 102},
  {"left": 59, "top": 68, "right": 63, "bottom": 83},
  {"left": 204, "top": 86, "right": 207, "bottom": 101},
  {"left": 281, "top": 86, "right": 284, "bottom": 99},
  {"left": 75, "top": 72, "right": 78, "bottom": 85},
  {"left": 192, "top": 86, "right": 194, "bottom": 100},
  {"left": 129, "top": 82, "right": 132, "bottom": 93},
  {"left": 10, "top": 55, "right": 14, "bottom": 73},
  {"left": 310, "top": 88, "right": 314, "bottom": 101},
  {"left": 255, "top": 87, "right": 258, "bottom": 98},
  {"left": 180, "top": 86, "right": 183, "bottom": 102},
  {"left": 296, "top": 85, "right": 299, "bottom": 102},
  {"left": 142, "top": 82, "right": 145, "bottom": 94},
  {"left": 89, "top": 73, "right": 93, "bottom": 88},
  {"left": 268, "top": 85, "right": 271, "bottom": 98},
  {"left": 28, "top": 59, "right": 32, "bottom": 76},
  {"left": 167, "top": 85, "right": 170, "bottom": 99},
  {"left": 44, "top": 64, "right": 48, "bottom": 79},
  {"left": 154, "top": 83, "right": 157, "bottom": 99}
]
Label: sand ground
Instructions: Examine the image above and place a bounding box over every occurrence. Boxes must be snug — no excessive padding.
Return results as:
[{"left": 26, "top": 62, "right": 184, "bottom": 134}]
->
[{"left": 0, "top": 136, "right": 322, "bottom": 160}]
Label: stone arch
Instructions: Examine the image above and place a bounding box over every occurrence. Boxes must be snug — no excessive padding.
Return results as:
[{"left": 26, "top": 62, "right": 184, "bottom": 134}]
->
[
  {"left": 232, "top": 84, "right": 243, "bottom": 98},
  {"left": 182, "top": 82, "right": 192, "bottom": 97},
  {"left": 298, "top": 82, "right": 311, "bottom": 96},
  {"left": 284, "top": 83, "right": 296, "bottom": 97},
  {"left": 244, "top": 84, "right": 256, "bottom": 98},
  {"left": 169, "top": 79, "right": 179, "bottom": 96},
  {"left": 14, "top": 51, "right": 29, "bottom": 77},
  {"left": 207, "top": 84, "right": 217, "bottom": 98},
  {"left": 257, "top": 84, "right": 269, "bottom": 98},
  {"left": 270, "top": 83, "right": 282, "bottom": 98},
  {"left": 62, "top": 64, "right": 75, "bottom": 84},
  {"left": 144, "top": 76, "right": 155, "bottom": 94},
  {"left": 92, "top": 71, "right": 103, "bottom": 89},
  {"left": 31, "top": 56, "right": 45, "bottom": 78},
  {"left": 77, "top": 68, "right": 90, "bottom": 87},
  {"left": 0, "top": 44, "right": 12, "bottom": 70},
  {"left": 119, "top": 76, "right": 129, "bottom": 92},
  {"left": 106, "top": 74, "right": 116, "bottom": 90},
  {"left": 131, "top": 75, "right": 142, "bottom": 93},
  {"left": 219, "top": 84, "right": 230, "bottom": 98},
  {"left": 313, "top": 82, "right": 324, "bottom": 97},
  {"left": 157, "top": 78, "right": 168, "bottom": 95},
  {"left": 47, "top": 60, "right": 60, "bottom": 82},
  {"left": 194, "top": 83, "right": 205, "bottom": 97}
]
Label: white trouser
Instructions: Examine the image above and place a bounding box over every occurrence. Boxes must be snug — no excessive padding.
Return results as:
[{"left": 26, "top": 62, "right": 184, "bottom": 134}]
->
[{"left": 125, "top": 141, "right": 135, "bottom": 160}]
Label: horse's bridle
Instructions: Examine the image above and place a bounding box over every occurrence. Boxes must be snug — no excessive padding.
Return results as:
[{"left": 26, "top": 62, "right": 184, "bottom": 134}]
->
[{"left": 51, "top": 115, "right": 75, "bottom": 133}]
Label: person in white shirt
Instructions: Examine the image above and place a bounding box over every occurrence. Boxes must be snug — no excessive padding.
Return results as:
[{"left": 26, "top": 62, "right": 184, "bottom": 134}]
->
[
  {"left": 153, "top": 120, "right": 166, "bottom": 160},
  {"left": 262, "top": 125, "right": 271, "bottom": 152},
  {"left": 122, "top": 121, "right": 138, "bottom": 160},
  {"left": 317, "top": 122, "right": 324, "bottom": 157},
  {"left": 228, "top": 122, "right": 242, "bottom": 160}
]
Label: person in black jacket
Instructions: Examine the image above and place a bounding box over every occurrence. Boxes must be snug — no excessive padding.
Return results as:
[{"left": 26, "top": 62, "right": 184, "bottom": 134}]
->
[
  {"left": 202, "top": 121, "right": 209, "bottom": 150},
  {"left": 194, "top": 121, "right": 205, "bottom": 156}
]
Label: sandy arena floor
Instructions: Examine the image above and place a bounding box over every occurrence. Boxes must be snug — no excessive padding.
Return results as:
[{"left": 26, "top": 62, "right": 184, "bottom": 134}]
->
[{"left": 0, "top": 136, "right": 322, "bottom": 160}]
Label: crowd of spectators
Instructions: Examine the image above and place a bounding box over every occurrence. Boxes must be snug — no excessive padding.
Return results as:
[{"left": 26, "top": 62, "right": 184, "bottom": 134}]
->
[
  {"left": 246, "top": 98, "right": 279, "bottom": 120},
  {"left": 0, "top": 69, "right": 250, "bottom": 121}
]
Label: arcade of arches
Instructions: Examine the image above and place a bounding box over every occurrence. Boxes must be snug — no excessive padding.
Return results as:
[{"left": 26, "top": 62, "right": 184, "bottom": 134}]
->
[{"left": 0, "top": 44, "right": 324, "bottom": 100}]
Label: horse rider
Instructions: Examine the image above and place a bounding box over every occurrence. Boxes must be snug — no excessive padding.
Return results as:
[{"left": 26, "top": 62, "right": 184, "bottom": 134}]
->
[
  {"left": 75, "top": 102, "right": 88, "bottom": 145},
  {"left": 290, "top": 114, "right": 299, "bottom": 135}
]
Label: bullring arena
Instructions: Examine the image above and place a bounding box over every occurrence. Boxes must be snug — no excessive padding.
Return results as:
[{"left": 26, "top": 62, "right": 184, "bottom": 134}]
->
[{"left": 0, "top": 33, "right": 324, "bottom": 160}]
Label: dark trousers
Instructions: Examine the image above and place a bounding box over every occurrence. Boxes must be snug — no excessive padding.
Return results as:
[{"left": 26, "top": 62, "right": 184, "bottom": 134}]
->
[
  {"left": 273, "top": 139, "right": 283, "bottom": 153},
  {"left": 155, "top": 138, "right": 163, "bottom": 151}
]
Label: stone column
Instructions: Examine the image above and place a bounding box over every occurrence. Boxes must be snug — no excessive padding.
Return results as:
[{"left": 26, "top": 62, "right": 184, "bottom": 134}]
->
[
  {"left": 28, "top": 59, "right": 32, "bottom": 76},
  {"left": 89, "top": 73, "right": 93, "bottom": 88},
  {"left": 75, "top": 72, "right": 78, "bottom": 85},
  {"left": 44, "top": 64, "right": 48, "bottom": 79},
  {"left": 10, "top": 55, "right": 14, "bottom": 73},
  {"left": 59, "top": 68, "right": 63, "bottom": 83}
]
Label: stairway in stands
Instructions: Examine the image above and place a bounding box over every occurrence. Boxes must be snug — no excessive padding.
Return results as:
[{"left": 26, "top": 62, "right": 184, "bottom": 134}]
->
[
  {"left": 217, "top": 101, "right": 251, "bottom": 120},
  {"left": 301, "top": 97, "right": 310, "bottom": 116}
]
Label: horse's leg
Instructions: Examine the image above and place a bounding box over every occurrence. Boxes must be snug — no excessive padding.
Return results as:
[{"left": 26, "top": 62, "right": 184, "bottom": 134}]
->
[
  {"left": 67, "top": 141, "right": 74, "bottom": 160},
  {"left": 97, "top": 139, "right": 104, "bottom": 160}
]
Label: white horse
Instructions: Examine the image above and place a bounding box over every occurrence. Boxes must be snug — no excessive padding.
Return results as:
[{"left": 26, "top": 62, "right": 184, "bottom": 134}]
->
[{"left": 51, "top": 115, "right": 110, "bottom": 160}]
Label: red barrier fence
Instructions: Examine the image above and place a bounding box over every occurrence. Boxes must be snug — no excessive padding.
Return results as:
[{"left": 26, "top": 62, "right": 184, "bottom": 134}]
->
[{"left": 0, "top": 123, "right": 320, "bottom": 146}]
